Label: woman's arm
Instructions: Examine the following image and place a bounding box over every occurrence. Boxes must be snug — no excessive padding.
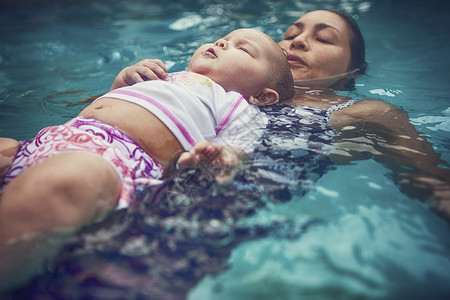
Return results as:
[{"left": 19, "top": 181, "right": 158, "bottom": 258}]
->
[{"left": 330, "top": 99, "right": 450, "bottom": 219}]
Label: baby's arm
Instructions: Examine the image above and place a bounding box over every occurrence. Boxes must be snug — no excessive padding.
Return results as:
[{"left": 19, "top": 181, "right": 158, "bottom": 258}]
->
[
  {"left": 0, "top": 138, "right": 19, "bottom": 182},
  {"left": 177, "top": 140, "right": 246, "bottom": 183},
  {"left": 110, "top": 59, "right": 168, "bottom": 90}
]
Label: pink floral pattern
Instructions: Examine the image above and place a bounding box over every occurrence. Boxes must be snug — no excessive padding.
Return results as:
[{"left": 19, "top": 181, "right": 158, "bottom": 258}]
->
[{"left": 2, "top": 117, "right": 164, "bottom": 208}]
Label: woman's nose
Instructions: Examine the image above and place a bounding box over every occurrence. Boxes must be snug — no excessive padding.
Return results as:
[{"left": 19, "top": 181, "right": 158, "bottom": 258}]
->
[
  {"left": 290, "top": 34, "right": 308, "bottom": 50},
  {"left": 215, "top": 38, "right": 228, "bottom": 49}
]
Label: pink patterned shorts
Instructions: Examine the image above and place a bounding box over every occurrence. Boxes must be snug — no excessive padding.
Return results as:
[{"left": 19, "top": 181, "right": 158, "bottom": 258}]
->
[{"left": 2, "top": 117, "right": 165, "bottom": 208}]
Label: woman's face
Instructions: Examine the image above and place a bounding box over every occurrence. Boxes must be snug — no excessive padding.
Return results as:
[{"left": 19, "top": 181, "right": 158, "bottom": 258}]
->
[{"left": 278, "top": 10, "right": 352, "bottom": 83}]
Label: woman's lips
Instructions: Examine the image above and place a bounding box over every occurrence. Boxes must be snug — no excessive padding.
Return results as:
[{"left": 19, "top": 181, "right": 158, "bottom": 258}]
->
[{"left": 287, "top": 53, "right": 306, "bottom": 66}]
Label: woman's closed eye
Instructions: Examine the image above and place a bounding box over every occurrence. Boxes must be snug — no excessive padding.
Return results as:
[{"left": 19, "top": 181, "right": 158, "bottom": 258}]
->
[
  {"left": 283, "top": 35, "right": 296, "bottom": 40},
  {"left": 315, "top": 31, "right": 337, "bottom": 44},
  {"left": 316, "top": 38, "right": 332, "bottom": 44}
]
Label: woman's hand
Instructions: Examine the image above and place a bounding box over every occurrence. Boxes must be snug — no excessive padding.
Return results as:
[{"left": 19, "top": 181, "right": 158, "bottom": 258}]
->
[{"left": 110, "top": 59, "right": 168, "bottom": 90}]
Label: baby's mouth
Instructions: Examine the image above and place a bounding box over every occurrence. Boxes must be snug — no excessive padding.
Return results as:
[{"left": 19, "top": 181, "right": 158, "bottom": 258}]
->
[{"left": 205, "top": 47, "right": 217, "bottom": 58}]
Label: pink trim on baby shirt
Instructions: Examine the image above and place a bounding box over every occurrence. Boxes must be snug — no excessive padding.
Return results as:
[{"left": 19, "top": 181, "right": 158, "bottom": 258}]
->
[
  {"left": 216, "top": 95, "right": 245, "bottom": 135},
  {"left": 107, "top": 89, "right": 196, "bottom": 146}
]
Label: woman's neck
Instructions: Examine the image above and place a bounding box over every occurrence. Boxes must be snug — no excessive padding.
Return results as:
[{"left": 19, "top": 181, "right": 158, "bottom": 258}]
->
[{"left": 285, "top": 87, "right": 351, "bottom": 109}]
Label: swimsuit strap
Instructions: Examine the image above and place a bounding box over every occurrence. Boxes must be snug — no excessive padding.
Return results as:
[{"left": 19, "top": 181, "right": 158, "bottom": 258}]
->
[{"left": 326, "top": 99, "right": 356, "bottom": 114}]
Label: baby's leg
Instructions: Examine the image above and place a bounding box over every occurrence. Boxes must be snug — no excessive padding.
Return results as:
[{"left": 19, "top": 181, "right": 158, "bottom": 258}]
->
[
  {"left": 0, "top": 150, "right": 121, "bottom": 243},
  {"left": 0, "top": 150, "right": 121, "bottom": 290},
  {"left": 0, "top": 138, "right": 19, "bottom": 180}
]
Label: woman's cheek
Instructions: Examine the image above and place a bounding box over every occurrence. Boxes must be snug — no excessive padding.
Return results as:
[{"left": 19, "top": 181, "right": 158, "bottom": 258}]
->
[{"left": 278, "top": 40, "right": 289, "bottom": 49}]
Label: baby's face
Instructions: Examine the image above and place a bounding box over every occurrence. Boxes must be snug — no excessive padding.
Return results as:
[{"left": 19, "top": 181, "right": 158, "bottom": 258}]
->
[{"left": 187, "top": 29, "right": 282, "bottom": 99}]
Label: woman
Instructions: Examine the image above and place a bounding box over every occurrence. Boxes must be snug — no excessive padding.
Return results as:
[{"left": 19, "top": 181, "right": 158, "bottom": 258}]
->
[
  {"left": 277, "top": 9, "right": 450, "bottom": 218},
  {"left": 178, "top": 9, "right": 449, "bottom": 219}
]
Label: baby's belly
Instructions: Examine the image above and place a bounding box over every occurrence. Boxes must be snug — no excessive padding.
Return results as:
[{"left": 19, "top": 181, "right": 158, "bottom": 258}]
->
[{"left": 78, "top": 97, "right": 183, "bottom": 167}]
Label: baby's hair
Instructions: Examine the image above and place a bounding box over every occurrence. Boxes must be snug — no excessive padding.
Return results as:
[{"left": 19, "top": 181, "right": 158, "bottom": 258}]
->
[{"left": 268, "top": 47, "right": 295, "bottom": 101}]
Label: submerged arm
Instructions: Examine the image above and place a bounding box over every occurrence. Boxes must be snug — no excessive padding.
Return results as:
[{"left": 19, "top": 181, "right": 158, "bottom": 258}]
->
[
  {"left": 177, "top": 140, "right": 247, "bottom": 184},
  {"left": 329, "top": 99, "right": 450, "bottom": 219}
]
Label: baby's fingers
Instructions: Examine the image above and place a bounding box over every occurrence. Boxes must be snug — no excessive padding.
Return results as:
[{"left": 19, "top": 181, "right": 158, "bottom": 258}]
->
[
  {"left": 177, "top": 141, "right": 217, "bottom": 167},
  {"left": 138, "top": 59, "right": 168, "bottom": 80},
  {"left": 200, "top": 143, "right": 222, "bottom": 164},
  {"left": 128, "top": 69, "right": 146, "bottom": 84},
  {"left": 177, "top": 151, "right": 200, "bottom": 167}
]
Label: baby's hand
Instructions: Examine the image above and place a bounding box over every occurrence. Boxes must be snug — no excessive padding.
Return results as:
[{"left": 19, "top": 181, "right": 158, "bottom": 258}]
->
[
  {"left": 110, "top": 59, "right": 168, "bottom": 90},
  {"left": 177, "top": 141, "right": 243, "bottom": 183},
  {"left": 178, "top": 141, "right": 224, "bottom": 167}
]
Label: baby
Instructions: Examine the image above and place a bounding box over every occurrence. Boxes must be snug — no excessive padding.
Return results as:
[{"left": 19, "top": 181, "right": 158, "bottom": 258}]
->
[{"left": 0, "top": 28, "right": 294, "bottom": 245}]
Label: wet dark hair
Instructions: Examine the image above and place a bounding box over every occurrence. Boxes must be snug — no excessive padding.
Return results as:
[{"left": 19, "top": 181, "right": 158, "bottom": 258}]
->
[
  {"left": 328, "top": 10, "right": 367, "bottom": 74},
  {"left": 269, "top": 48, "right": 295, "bottom": 101},
  {"left": 323, "top": 10, "right": 367, "bottom": 89}
]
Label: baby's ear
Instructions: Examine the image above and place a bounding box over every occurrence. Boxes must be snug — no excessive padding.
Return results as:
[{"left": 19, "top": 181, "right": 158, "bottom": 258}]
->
[{"left": 248, "top": 88, "right": 279, "bottom": 106}]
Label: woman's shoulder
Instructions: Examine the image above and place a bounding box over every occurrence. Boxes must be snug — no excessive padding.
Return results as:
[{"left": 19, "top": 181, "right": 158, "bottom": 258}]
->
[
  {"left": 330, "top": 99, "right": 401, "bottom": 128},
  {"left": 343, "top": 99, "right": 393, "bottom": 115}
]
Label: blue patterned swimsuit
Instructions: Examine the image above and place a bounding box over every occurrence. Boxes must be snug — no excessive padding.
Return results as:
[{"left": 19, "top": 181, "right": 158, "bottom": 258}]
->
[{"left": 234, "top": 100, "right": 356, "bottom": 200}]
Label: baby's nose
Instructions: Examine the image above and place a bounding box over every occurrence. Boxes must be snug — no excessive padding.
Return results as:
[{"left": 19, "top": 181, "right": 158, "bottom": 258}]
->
[{"left": 215, "top": 38, "right": 228, "bottom": 49}]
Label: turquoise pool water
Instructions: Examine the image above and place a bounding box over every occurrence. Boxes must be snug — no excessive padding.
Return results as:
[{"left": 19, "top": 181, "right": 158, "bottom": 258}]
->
[{"left": 1, "top": 0, "right": 449, "bottom": 299}]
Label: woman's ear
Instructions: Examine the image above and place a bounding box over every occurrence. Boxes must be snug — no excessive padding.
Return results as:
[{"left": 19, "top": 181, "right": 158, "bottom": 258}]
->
[{"left": 248, "top": 88, "right": 279, "bottom": 106}]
